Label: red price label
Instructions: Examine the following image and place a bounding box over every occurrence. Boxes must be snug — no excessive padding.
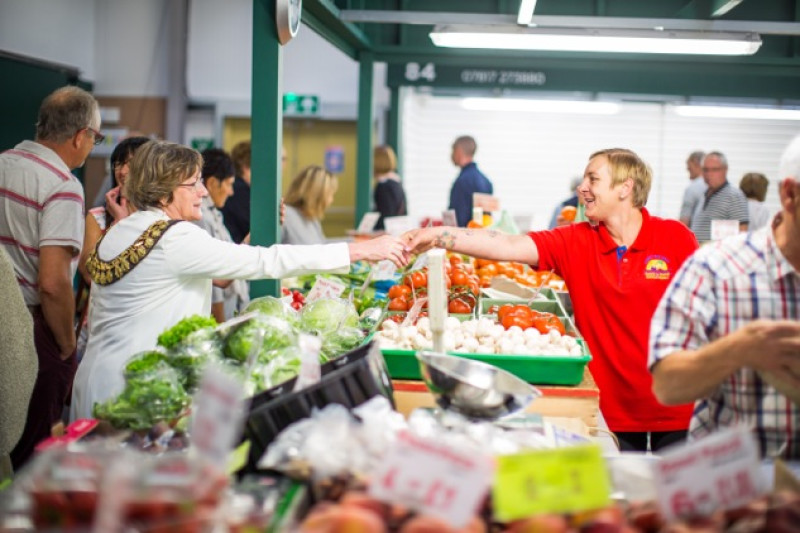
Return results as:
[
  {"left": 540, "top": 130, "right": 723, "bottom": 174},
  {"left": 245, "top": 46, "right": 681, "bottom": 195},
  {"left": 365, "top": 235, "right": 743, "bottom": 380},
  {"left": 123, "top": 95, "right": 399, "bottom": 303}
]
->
[
  {"left": 654, "top": 427, "right": 763, "bottom": 521},
  {"left": 369, "top": 430, "right": 494, "bottom": 528}
]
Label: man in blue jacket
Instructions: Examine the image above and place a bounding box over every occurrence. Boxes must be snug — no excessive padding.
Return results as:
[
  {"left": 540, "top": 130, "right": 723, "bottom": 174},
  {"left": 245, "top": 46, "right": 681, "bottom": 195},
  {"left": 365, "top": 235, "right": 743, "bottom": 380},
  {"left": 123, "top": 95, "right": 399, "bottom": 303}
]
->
[{"left": 448, "top": 135, "right": 493, "bottom": 227}]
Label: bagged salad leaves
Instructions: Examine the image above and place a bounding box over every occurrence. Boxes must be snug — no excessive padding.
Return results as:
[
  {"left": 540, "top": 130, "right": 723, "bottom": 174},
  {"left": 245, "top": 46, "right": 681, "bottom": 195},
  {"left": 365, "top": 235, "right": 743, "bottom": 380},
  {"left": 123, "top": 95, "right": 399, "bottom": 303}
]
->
[
  {"left": 299, "top": 298, "right": 363, "bottom": 361},
  {"left": 166, "top": 327, "right": 224, "bottom": 392},
  {"left": 156, "top": 314, "right": 217, "bottom": 350},
  {"left": 93, "top": 363, "right": 190, "bottom": 430},
  {"left": 224, "top": 313, "right": 297, "bottom": 364},
  {"left": 244, "top": 295, "right": 299, "bottom": 326}
]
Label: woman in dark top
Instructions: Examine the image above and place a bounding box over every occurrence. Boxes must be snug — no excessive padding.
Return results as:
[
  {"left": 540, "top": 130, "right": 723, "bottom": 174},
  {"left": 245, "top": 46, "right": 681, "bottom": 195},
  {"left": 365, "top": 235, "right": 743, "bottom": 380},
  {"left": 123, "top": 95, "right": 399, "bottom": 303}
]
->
[{"left": 373, "top": 145, "right": 407, "bottom": 230}]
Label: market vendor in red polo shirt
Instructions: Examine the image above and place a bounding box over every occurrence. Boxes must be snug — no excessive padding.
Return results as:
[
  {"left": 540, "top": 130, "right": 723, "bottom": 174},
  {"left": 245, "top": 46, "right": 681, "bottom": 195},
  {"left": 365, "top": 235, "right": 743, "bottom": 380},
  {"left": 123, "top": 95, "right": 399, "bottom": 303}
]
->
[{"left": 405, "top": 148, "right": 699, "bottom": 452}]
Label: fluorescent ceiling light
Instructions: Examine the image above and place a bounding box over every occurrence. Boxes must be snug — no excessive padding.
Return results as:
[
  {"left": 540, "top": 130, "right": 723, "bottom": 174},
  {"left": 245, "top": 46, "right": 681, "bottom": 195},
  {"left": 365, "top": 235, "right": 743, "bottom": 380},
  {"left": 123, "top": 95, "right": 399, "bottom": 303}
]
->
[
  {"left": 430, "top": 25, "right": 762, "bottom": 55},
  {"left": 462, "top": 97, "right": 621, "bottom": 115},
  {"left": 675, "top": 105, "right": 800, "bottom": 120}
]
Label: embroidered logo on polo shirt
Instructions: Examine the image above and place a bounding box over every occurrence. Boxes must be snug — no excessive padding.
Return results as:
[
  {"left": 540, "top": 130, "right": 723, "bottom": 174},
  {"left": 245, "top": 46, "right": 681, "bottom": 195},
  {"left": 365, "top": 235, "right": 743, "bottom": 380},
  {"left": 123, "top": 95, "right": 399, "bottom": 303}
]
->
[{"left": 644, "top": 255, "right": 671, "bottom": 280}]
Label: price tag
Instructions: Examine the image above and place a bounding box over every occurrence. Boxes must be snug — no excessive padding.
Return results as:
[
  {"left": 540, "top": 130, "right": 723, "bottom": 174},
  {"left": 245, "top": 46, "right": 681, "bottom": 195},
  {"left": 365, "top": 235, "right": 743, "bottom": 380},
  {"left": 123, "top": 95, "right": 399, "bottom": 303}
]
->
[
  {"left": 710, "top": 219, "right": 740, "bottom": 240},
  {"left": 473, "top": 193, "right": 501, "bottom": 212},
  {"left": 190, "top": 366, "right": 247, "bottom": 471},
  {"left": 373, "top": 259, "right": 397, "bottom": 281},
  {"left": 383, "top": 215, "right": 415, "bottom": 236},
  {"left": 441, "top": 209, "right": 458, "bottom": 227},
  {"left": 653, "top": 426, "right": 762, "bottom": 521},
  {"left": 293, "top": 334, "right": 322, "bottom": 391},
  {"left": 305, "top": 276, "right": 347, "bottom": 302},
  {"left": 357, "top": 211, "right": 381, "bottom": 233},
  {"left": 369, "top": 430, "right": 494, "bottom": 528},
  {"left": 493, "top": 444, "right": 611, "bottom": 521}
]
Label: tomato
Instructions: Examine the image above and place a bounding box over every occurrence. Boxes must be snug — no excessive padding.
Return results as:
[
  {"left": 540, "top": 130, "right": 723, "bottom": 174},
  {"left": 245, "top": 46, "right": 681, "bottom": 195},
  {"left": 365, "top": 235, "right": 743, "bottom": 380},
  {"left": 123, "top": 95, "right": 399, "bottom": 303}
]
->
[
  {"left": 449, "top": 255, "right": 463, "bottom": 266},
  {"left": 450, "top": 269, "right": 469, "bottom": 286},
  {"left": 388, "top": 284, "right": 412, "bottom": 299},
  {"left": 532, "top": 313, "right": 566, "bottom": 335},
  {"left": 511, "top": 304, "right": 534, "bottom": 320},
  {"left": 478, "top": 263, "right": 498, "bottom": 277},
  {"left": 487, "top": 305, "right": 500, "bottom": 315},
  {"left": 466, "top": 278, "right": 480, "bottom": 295},
  {"left": 281, "top": 287, "right": 290, "bottom": 296},
  {"left": 404, "top": 270, "right": 427, "bottom": 289},
  {"left": 448, "top": 297, "right": 472, "bottom": 314},
  {"left": 502, "top": 314, "right": 533, "bottom": 330},
  {"left": 479, "top": 275, "right": 492, "bottom": 288},
  {"left": 388, "top": 297, "right": 409, "bottom": 311},
  {"left": 497, "top": 304, "right": 515, "bottom": 322},
  {"left": 386, "top": 313, "right": 406, "bottom": 324}
]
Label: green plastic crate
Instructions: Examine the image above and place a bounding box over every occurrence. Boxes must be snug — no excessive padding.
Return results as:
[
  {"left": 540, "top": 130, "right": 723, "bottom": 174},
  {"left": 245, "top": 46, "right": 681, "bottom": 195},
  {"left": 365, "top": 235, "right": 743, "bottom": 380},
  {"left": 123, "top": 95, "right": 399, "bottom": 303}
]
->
[{"left": 381, "top": 346, "right": 591, "bottom": 386}]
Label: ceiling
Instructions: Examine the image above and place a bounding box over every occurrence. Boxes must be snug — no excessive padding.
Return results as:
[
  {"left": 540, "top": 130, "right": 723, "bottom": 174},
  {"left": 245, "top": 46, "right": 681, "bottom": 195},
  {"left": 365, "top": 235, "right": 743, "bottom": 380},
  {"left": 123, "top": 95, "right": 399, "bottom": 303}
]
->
[{"left": 302, "top": 0, "right": 800, "bottom": 101}]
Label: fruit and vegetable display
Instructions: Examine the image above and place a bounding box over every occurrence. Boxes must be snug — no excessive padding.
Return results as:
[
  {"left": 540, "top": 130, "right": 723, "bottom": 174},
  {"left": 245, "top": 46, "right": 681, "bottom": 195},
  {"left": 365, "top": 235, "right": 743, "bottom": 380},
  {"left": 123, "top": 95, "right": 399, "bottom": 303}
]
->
[
  {"left": 92, "top": 298, "right": 366, "bottom": 430},
  {"left": 386, "top": 257, "right": 480, "bottom": 314}
]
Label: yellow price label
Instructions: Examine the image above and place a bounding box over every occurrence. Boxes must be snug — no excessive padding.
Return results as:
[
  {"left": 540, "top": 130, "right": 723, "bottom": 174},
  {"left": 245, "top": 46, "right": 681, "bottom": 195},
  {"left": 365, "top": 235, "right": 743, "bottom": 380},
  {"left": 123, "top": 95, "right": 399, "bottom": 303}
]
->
[
  {"left": 493, "top": 444, "right": 611, "bottom": 521},
  {"left": 227, "top": 440, "right": 251, "bottom": 476}
]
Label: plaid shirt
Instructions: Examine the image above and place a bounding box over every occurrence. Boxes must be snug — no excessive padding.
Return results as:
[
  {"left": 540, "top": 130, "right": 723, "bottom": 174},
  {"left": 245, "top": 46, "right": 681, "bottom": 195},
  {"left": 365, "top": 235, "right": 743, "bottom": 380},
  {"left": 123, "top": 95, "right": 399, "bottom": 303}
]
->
[{"left": 649, "top": 224, "right": 800, "bottom": 459}]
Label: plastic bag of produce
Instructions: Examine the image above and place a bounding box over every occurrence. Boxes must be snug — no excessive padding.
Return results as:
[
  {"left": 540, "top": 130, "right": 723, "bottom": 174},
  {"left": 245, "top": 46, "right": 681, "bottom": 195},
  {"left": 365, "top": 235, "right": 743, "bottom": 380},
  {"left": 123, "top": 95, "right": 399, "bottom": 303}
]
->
[
  {"left": 224, "top": 312, "right": 297, "bottom": 364},
  {"left": 93, "top": 364, "right": 190, "bottom": 430},
  {"left": 156, "top": 314, "right": 218, "bottom": 350},
  {"left": 244, "top": 295, "right": 300, "bottom": 325},
  {"left": 299, "top": 297, "right": 359, "bottom": 336},
  {"left": 123, "top": 350, "right": 169, "bottom": 382},
  {"left": 167, "top": 327, "right": 225, "bottom": 392}
]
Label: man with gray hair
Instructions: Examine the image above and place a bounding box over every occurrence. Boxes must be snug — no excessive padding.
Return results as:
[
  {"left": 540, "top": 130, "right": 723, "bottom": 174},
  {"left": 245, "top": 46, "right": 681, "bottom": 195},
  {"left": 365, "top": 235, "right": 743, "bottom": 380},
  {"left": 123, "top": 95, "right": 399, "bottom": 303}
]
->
[
  {"left": 0, "top": 85, "right": 101, "bottom": 468},
  {"left": 448, "top": 135, "right": 493, "bottom": 227},
  {"left": 689, "top": 151, "right": 749, "bottom": 241},
  {"left": 678, "top": 150, "right": 706, "bottom": 226},
  {"left": 649, "top": 134, "right": 800, "bottom": 459}
]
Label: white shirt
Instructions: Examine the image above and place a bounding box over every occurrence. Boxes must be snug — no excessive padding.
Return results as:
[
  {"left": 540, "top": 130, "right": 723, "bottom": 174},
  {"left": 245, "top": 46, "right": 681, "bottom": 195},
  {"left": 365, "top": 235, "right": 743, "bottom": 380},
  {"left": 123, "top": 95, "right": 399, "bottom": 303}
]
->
[
  {"left": 0, "top": 141, "right": 84, "bottom": 304},
  {"left": 71, "top": 208, "right": 350, "bottom": 420},
  {"left": 747, "top": 198, "right": 772, "bottom": 231}
]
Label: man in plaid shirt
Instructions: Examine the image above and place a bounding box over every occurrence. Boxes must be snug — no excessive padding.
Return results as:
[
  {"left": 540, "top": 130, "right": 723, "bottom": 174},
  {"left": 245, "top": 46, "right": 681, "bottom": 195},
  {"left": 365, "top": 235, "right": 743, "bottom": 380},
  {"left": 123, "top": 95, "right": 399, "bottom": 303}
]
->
[{"left": 649, "top": 134, "right": 800, "bottom": 459}]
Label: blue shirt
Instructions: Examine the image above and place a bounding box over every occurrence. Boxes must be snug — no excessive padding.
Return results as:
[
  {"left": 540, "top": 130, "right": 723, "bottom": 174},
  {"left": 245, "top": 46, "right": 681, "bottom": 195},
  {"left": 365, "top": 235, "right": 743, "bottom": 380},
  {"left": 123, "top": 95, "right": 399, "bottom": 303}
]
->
[{"left": 448, "top": 162, "right": 493, "bottom": 227}]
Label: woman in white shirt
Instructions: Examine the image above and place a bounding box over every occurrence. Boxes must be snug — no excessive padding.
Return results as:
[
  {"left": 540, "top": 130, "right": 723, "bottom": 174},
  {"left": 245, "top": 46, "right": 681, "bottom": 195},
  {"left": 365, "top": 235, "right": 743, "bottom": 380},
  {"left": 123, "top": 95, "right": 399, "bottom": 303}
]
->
[
  {"left": 71, "top": 141, "right": 409, "bottom": 420},
  {"left": 281, "top": 165, "right": 336, "bottom": 244},
  {"left": 739, "top": 172, "right": 772, "bottom": 231}
]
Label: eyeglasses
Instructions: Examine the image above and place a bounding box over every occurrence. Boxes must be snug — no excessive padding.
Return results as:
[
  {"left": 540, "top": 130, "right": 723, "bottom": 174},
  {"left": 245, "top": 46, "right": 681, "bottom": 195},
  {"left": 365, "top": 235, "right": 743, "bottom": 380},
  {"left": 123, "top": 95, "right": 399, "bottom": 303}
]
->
[
  {"left": 84, "top": 127, "right": 106, "bottom": 146},
  {"left": 176, "top": 179, "right": 205, "bottom": 192},
  {"left": 702, "top": 166, "right": 725, "bottom": 172}
]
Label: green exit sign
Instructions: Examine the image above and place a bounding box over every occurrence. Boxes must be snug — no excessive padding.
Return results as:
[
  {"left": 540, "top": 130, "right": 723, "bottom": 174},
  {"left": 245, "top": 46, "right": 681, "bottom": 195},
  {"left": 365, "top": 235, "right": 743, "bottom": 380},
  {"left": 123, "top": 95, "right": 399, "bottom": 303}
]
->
[{"left": 283, "top": 93, "right": 319, "bottom": 116}]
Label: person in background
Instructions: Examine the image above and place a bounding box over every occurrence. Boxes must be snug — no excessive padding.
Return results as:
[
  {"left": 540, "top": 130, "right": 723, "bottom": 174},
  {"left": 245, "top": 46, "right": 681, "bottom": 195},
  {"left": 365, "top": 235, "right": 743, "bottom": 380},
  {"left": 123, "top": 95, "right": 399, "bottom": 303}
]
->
[
  {"left": 221, "top": 140, "right": 251, "bottom": 244},
  {"left": 282, "top": 165, "right": 337, "bottom": 245},
  {"left": 194, "top": 148, "right": 249, "bottom": 321},
  {"left": 373, "top": 145, "right": 407, "bottom": 231},
  {"left": 739, "top": 172, "right": 772, "bottom": 231},
  {"left": 0, "top": 248, "right": 37, "bottom": 479},
  {"left": 72, "top": 141, "right": 410, "bottom": 419},
  {"left": 678, "top": 150, "right": 706, "bottom": 227},
  {"left": 406, "top": 148, "right": 699, "bottom": 452},
  {"left": 0, "top": 86, "right": 101, "bottom": 469},
  {"left": 76, "top": 136, "right": 149, "bottom": 358},
  {"left": 448, "top": 135, "right": 493, "bottom": 227},
  {"left": 649, "top": 135, "right": 800, "bottom": 459},
  {"left": 690, "top": 151, "right": 749, "bottom": 242},
  {"left": 548, "top": 176, "right": 583, "bottom": 229}
]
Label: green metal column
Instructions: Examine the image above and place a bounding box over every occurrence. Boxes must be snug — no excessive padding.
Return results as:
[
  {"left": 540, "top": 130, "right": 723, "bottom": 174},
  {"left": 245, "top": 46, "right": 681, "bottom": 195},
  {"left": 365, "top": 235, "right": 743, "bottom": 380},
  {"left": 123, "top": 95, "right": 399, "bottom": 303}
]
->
[
  {"left": 355, "top": 52, "right": 374, "bottom": 224},
  {"left": 387, "top": 86, "right": 402, "bottom": 176},
  {"left": 250, "top": 0, "right": 282, "bottom": 298}
]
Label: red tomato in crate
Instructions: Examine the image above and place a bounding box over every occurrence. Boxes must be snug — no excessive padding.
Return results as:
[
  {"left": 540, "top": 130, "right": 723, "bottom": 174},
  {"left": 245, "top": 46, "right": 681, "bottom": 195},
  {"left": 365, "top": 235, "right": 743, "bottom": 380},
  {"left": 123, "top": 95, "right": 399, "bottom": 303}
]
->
[
  {"left": 502, "top": 314, "right": 533, "bottom": 330},
  {"left": 404, "top": 270, "right": 427, "bottom": 289},
  {"left": 448, "top": 297, "right": 472, "bottom": 314},
  {"left": 388, "top": 297, "right": 409, "bottom": 311},
  {"left": 387, "top": 284, "right": 412, "bottom": 300},
  {"left": 532, "top": 313, "right": 566, "bottom": 335}
]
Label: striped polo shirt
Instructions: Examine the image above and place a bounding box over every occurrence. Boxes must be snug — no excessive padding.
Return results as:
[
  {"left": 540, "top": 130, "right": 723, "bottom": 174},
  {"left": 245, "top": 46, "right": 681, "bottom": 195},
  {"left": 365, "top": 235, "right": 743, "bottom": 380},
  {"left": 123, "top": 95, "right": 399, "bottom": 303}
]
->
[
  {"left": 689, "top": 181, "right": 749, "bottom": 242},
  {"left": 0, "top": 140, "right": 84, "bottom": 305}
]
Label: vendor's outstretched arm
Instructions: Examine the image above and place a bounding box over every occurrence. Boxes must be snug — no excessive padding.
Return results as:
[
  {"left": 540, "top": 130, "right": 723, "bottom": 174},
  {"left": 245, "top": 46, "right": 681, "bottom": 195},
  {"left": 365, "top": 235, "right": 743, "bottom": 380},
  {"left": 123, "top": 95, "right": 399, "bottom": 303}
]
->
[
  {"left": 652, "top": 319, "right": 800, "bottom": 405},
  {"left": 405, "top": 226, "right": 539, "bottom": 266}
]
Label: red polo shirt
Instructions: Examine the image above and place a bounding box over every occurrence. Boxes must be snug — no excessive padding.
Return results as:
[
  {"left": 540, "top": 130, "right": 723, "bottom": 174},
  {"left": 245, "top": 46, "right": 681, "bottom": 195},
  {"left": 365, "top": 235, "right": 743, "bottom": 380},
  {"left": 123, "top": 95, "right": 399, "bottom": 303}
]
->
[{"left": 530, "top": 208, "right": 698, "bottom": 432}]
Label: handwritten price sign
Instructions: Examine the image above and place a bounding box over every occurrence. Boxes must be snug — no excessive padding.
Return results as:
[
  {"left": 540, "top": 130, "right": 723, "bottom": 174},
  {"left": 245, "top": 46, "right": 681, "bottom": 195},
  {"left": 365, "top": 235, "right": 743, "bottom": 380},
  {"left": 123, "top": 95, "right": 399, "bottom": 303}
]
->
[
  {"left": 305, "top": 276, "right": 347, "bottom": 302},
  {"left": 369, "top": 430, "right": 494, "bottom": 528},
  {"left": 493, "top": 444, "right": 611, "bottom": 521},
  {"left": 653, "top": 426, "right": 763, "bottom": 521}
]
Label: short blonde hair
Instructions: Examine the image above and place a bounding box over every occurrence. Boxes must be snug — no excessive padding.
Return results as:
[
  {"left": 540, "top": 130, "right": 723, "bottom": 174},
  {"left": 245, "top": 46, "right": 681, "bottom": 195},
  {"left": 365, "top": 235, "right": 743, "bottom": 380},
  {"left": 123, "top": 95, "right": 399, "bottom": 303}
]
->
[
  {"left": 374, "top": 145, "right": 397, "bottom": 176},
  {"left": 125, "top": 140, "right": 202, "bottom": 211},
  {"left": 285, "top": 165, "right": 338, "bottom": 221},
  {"left": 231, "top": 140, "right": 251, "bottom": 176},
  {"left": 589, "top": 148, "right": 652, "bottom": 208},
  {"left": 739, "top": 172, "right": 769, "bottom": 202}
]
